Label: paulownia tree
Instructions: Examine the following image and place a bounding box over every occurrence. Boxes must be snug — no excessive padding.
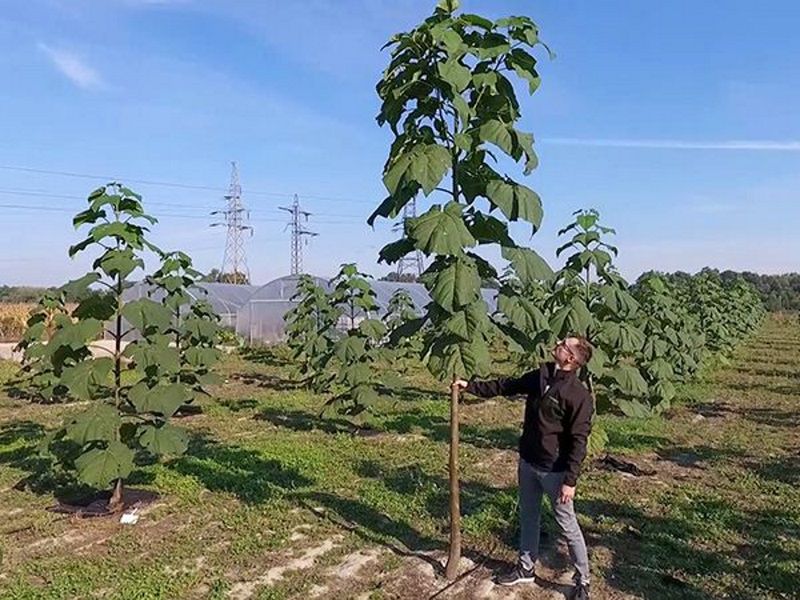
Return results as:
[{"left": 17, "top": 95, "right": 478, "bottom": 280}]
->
[
  {"left": 371, "top": 0, "right": 551, "bottom": 578},
  {"left": 14, "top": 288, "right": 78, "bottom": 402},
  {"left": 324, "top": 264, "right": 390, "bottom": 416},
  {"left": 545, "top": 209, "right": 650, "bottom": 415},
  {"left": 284, "top": 275, "right": 340, "bottom": 391},
  {"left": 147, "top": 251, "right": 223, "bottom": 403},
  {"left": 33, "top": 184, "right": 211, "bottom": 512},
  {"left": 382, "top": 289, "right": 423, "bottom": 373}
]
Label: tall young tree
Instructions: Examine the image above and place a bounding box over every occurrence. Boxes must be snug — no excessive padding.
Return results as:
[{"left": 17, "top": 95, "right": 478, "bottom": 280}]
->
[
  {"left": 32, "top": 184, "right": 209, "bottom": 512},
  {"left": 372, "top": 0, "right": 551, "bottom": 577}
]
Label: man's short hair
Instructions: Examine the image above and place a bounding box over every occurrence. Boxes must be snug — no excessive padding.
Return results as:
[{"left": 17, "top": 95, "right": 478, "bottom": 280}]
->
[{"left": 569, "top": 336, "right": 593, "bottom": 367}]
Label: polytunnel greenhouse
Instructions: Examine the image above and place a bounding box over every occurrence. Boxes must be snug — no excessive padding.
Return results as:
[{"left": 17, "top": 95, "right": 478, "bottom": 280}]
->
[
  {"left": 235, "top": 275, "right": 498, "bottom": 345},
  {"left": 114, "top": 281, "right": 258, "bottom": 337}
]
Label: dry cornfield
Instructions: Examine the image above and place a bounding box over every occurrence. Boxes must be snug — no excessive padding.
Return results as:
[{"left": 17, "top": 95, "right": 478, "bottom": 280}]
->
[{"left": 0, "top": 303, "right": 35, "bottom": 342}]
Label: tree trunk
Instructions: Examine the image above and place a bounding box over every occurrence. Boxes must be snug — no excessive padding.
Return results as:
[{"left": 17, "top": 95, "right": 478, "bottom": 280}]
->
[
  {"left": 108, "top": 478, "right": 124, "bottom": 513},
  {"left": 444, "top": 378, "right": 461, "bottom": 580}
]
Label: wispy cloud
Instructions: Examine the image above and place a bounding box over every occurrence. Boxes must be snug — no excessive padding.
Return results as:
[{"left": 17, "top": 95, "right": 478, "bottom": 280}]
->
[
  {"left": 38, "top": 43, "right": 105, "bottom": 91},
  {"left": 542, "top": 137, "right": 800, "bottom": 151}
]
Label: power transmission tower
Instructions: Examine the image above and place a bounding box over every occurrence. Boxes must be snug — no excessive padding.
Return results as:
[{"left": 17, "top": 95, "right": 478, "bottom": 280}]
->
[
  {"left": 279, "top": 194, "right": 318, "bottom": 275},
  {"left": 210, "top": 162, "right": 252, "bottom": 284},
  {"left": 395, "top": 197, "right": 424, "bottom": 278}
]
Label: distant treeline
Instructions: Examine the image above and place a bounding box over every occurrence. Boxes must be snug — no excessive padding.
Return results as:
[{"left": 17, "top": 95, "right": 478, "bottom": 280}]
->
[
  {"left": 0, "top": 285, "right": 100, "bottom": 304},
  {"left": 638, "top": 269, "right": 800, "bottom": 312}
]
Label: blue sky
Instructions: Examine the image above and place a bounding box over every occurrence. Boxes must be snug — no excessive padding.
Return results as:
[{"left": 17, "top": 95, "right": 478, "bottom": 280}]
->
[{"left": 1, "top": 0, "right": 799, "bottom": 286}]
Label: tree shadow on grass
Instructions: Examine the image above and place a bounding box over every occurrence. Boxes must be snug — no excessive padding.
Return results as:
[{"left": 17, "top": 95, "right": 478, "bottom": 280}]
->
[
  {"left": 751, "top": 452, "right": 800, "bottom": 487},
  {"left": 169, "top": 432, "right": 313, "bottom": 504},
  {"left": 255, "top": 407, "right": 363, "bottom": 436},
  {"left": 294, "top": 465, "right": 522, "bottom": 578},
  {"left": 217, "top": 397, "right": 261, "bottom": 412},
  {"left": 605, "top": 430, "right": 667, "bottom": 453},
  {"left": 0, "top": 420, "right": 156, "bottom": 503},
  {"left": 656, "top": 444, "right": 748, "bottom": 469},
  {"left": 227, "top": 371, "right": 300, "bottom": 392},
  {"left": 580, "top": 497, "right": 800, "bottom": 600},
  {"left": 239, "top": 346, "right": 291, "bottom": 368},
  {"left": 255, "top": 405, "right": 520, "bottom": 451}
]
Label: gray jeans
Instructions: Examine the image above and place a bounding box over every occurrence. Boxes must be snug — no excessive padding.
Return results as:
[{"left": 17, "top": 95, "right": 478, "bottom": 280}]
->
[{"left": 518, "top": 458, "right": 590, "bottom": 584}]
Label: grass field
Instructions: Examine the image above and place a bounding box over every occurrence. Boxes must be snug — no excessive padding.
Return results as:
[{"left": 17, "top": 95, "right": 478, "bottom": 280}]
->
[{"left": 0, "top": 315, "right": 797, "bottom": 599}]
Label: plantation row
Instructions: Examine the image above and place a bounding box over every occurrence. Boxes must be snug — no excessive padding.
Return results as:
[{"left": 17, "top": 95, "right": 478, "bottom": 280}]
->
[{"left": 285, "top": 209, "right": 766, "bottom": 428}]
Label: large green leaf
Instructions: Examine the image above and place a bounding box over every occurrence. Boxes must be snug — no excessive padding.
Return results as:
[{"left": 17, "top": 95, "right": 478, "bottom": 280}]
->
[
  {"left": 183, "top": 317, "right": 219, "bottom": 341},
  {"left": 610, "top": 365, "right": 649, "bottom": 397},
  {"left": 138, "top": 423, "right": 189, "bottom": 456},
  {"left": 185, "top": 346, "right": 220, "bottom": 368},
  {"left": 388, "top": 317, "right": 427, "bottom": 345},
  {"left": 340, "top": 362, "right": 372, "bottom": 387},
  {"left": 647, "top": 358, "right": 674, "bottom": 382},
  {"left": 128, "top": 382, "right": 188, "bottom": 417},
  {"left": 652, "top": 378, "right": 676, "bottom": 403},
  {"left": 49, "top": 318, "right": 102, "bottom": 352},
  {"left": 586, "top": 345, "right": 610, "bottom": 378},
  {"left": 61, "top": 357, "right": 114, "bottom": 400},
  {"left": 614, "top": 398, "right": 653, "bottom": 419},
  {"left": 427, "top": 337, "right": 491, "bottom": 379},
  {"left": 96, "top": 249, "right": 144, "bottom": 279},
  {"left": 507, "top": 48, "right": 540, "bottom": 93},
  {"left": 496, "top": 292, "right": 548, "bottom": 334},
  {"left": 479, "top": 120, "right": 513, "bottom": 154},
  {"left": 358, "top": 319, "right": 387, "bottom": 340},
  {"left": 334, "top": 336, "right": 367, "bottom": 362},
  {"left": 444, "top": 300, "right": 491, "bottom": 341},
  {"left": 122, "top": 299, "right": 173, "bottom": 333},
  {"left": 467, "top": 213, "right": 515, "bottom": 247},
  {"left": 124, "top": 341, "right": 181, "bottom": 375},
  {"left": 502, "top": 247, "right": 552, "bottom": 284},
  {"left": 61, "top": 273, "right": 101, "bottom": 296},
  {"left": 383, "top": 152, "right": 414, "bottom": 195},
  {"left": 438, "top": 58, "right": 471, "bottom": 92},
  {"left": 74, "top": 441, "right": 134, "bottom": 489},
  {"left": 486, "top": 180, "right": 543, "bottom": 229},
  {"left": 409, "top": 144, "right": 451, "bottom": 195},
  {"left": 64, "top": 403, "right": 119, "bottom": 445},
  {"left": 424, "top": 257, "right": 481, "bottom": 312},
  {"left": 408, "top": 202, "right": 476, "bottom": 256},
  {"left": 72, "top": 294, "right": 117, "bottom": 322}
]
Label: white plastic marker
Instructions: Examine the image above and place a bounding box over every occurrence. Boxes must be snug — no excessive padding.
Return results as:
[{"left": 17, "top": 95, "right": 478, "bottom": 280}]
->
[{"left": 120, "top": 508, "right": 140, "bottom": 525}]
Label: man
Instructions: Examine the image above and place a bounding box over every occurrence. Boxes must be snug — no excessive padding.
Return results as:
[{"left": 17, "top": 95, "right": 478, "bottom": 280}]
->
[{"left": 452, "top": 336, "right": 594, "bottom": 600}]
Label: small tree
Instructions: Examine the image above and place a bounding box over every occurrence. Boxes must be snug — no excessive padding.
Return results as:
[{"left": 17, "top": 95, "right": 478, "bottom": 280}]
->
[
  {"left": 372, "top": 0, "right": 551, "bottom": 577},
  {"left": 147, "top": 251, "right": 223, "bottom": 404},
  {"left": 14, "top": 288, "right": 78, "bottom": 402},
  {"left": 284, "top": 275, "right": 340, "bottom": 390},
  {"left": 382, "top": 289, "right": 423, "bottom": 373},
  {"left": 324, "top": 264, "right": 389, "bottom": 416},
  {"left": 33, "top": 184, "right": 207, "bottom": 511},
  {"left": 546, "top": 209, "right": 649, "bottom": 415}
]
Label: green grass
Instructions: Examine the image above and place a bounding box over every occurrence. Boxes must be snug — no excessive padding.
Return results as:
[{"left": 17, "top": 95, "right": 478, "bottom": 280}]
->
[{"left": 0, "top": 315, "right": 798, "bottom": 599}]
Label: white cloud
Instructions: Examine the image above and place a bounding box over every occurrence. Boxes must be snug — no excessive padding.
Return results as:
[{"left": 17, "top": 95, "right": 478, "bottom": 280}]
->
[
  {"left": 38, "top": 43, "right": 105, "bottom": 91},
  {"left": 542, "top": 137, "right": 800, "bottom": 151}
]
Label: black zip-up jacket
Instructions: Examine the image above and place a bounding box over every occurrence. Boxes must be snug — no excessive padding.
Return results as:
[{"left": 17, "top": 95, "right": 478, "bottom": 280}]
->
[{"left": 465, "top": 363, "right": 593, "bottom": 486}]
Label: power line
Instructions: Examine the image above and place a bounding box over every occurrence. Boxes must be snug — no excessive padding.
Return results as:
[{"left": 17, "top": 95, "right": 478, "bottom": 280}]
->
[
  {"left": 0, "top": 163, "right": 376, "bottom": 204},
  {"left": 0, "top": 187, "right": 370, "bottom": 220}
]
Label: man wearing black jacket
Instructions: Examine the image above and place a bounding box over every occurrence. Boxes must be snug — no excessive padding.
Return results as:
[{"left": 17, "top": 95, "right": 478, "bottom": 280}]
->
[{"left": 453, "top": 336, "right": 594, "bottom": 600}]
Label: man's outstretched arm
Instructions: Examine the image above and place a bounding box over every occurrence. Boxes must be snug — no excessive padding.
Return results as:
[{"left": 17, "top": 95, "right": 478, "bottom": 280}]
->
[{"left": 452, "top": 370, "right": 538, "bottom": 398}]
